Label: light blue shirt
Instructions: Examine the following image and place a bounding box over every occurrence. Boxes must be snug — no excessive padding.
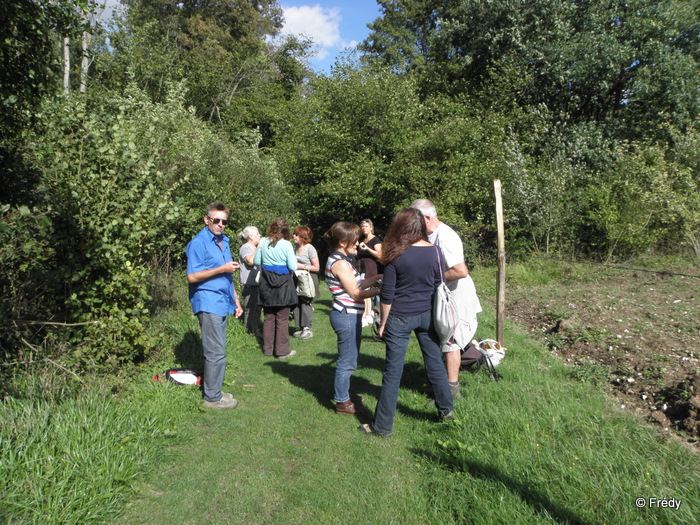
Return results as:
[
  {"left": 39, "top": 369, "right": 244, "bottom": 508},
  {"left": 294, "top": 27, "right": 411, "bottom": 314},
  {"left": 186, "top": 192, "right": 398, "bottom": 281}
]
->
[
  {"left": 253, "top": 238, "right": 297, "bottom": 273},
  {"left": 186, "top": 227, "right": 238, "bottom": 316}
]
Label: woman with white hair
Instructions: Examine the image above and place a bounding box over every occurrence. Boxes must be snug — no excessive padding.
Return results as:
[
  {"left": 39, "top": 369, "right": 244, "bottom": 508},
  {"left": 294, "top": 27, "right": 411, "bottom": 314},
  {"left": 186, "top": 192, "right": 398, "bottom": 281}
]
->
[{"left": 238, "top": 225, "right": 262, "bottom": 336}]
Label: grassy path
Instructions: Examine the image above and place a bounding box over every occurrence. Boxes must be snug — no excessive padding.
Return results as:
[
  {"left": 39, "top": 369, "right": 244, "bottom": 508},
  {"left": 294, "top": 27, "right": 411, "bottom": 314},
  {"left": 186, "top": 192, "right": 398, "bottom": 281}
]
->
[
  {"left": 118, "top": 292, "right": 451, "bottom": 524},
  {"left": 117, "top": 270, "right": 700, "bottom": 524}
]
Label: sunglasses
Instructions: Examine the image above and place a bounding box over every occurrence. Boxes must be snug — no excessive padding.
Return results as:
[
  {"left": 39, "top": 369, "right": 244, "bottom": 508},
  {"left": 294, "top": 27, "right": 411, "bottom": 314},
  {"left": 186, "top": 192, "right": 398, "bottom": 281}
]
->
[{"left": 208, "top": 217, "right": 228, "bottom": 225}]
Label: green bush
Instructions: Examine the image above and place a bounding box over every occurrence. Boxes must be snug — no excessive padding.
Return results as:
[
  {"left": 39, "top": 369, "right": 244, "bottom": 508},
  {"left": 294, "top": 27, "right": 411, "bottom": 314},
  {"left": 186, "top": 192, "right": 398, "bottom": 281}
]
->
[
  {"left": 15, "top": 82, "right": 295, "bottom": 368},
  {"left": 0, "top": 205, "right": 59, "bottom": 362}
]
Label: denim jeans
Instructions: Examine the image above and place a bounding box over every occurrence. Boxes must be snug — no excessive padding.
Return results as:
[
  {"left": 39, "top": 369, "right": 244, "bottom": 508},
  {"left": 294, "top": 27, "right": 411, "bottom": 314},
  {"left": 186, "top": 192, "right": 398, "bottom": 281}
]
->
[
  {"left": 329, "top": 308, "right": 362, "bottom": 403},
  {"left": 197, "top": 312, "right": 227, "bottom": 402},
  {"left": 372, "top": 309, "right": 453, "bottom": 435}
]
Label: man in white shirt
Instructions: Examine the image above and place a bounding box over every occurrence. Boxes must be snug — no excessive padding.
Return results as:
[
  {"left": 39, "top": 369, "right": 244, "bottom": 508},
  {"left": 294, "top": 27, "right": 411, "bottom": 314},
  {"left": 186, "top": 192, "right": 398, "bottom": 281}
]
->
[{"left": 411, "top": 199, "right": 482, "bottom": 398}]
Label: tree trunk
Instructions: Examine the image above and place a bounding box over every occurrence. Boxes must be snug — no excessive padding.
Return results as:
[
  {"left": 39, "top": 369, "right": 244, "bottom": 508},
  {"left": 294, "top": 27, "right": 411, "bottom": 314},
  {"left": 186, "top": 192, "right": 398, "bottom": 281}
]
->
[
  {"left": 80, "top": 29, "right": 91, "bottom": 93},
  {"left": 63, "top": 37, "right": 70, "bottom": 94}
]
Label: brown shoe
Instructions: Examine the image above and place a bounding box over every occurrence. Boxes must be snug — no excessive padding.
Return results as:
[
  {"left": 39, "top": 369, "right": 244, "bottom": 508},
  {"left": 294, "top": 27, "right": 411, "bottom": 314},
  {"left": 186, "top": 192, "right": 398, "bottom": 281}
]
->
[{"left": 336, "top": 400, "right": 356, "bottom": 414}]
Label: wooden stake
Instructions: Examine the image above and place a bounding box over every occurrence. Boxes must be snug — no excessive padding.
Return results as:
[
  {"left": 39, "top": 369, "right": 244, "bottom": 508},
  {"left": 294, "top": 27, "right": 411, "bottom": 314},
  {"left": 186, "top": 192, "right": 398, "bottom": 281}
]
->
[{"left": 494, "top": 179, "right": 506, "bottom": 346}]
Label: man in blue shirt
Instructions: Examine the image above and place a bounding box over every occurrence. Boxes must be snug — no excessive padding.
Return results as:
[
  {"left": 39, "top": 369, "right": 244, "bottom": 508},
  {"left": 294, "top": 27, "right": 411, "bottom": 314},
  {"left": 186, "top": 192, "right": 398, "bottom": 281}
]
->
[{"left": 186, "top": 203, "right": 243, "bottom": 409}]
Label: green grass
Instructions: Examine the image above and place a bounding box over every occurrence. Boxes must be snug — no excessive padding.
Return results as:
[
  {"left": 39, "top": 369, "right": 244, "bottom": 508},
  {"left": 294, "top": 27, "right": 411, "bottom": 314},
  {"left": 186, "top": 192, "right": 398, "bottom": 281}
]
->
[
  {"left": 0, "top": 365, "right": 194, "bottom": 523},
  {"left": 3, "top": 269, "right": 699, "bottom": 524}
]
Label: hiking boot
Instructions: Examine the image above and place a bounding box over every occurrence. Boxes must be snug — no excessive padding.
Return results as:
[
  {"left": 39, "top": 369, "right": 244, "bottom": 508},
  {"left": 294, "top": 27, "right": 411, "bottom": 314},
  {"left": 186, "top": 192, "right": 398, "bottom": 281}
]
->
[
  {"left": 203, "top": 396, "right": 238, "bottom": 409},
  {"left": 336, "top": 400, "right": 357, "bottom": 414},
  {"left": 277, "top": 350, "right": 297, "bottom": 360},
  {"left": 298, "top": 327, "right": 313, "bottom": 340}
]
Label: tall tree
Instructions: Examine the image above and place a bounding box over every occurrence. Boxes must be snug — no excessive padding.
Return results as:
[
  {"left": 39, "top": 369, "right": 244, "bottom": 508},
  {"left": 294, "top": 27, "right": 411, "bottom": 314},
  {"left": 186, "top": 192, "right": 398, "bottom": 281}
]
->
[
  {"left": 1, "top": 0, "right": 86, "bottom": 138},
  {"left": 360, "top": 0, "right": 460, "bottom": 72},
  {"left": 362, "top": 0, "right": 700, "bottom": 139},
  {"left": 1, "top": 0, "right": 88, "bottom": 205},
  {"left": 105, "top": 0, "right": 312, "bottom": 142}
]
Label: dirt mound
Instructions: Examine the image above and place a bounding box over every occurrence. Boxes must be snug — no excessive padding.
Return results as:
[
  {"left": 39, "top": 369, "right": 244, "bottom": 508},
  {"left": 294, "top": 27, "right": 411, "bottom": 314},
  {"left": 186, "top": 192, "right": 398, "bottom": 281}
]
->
[{"left": 506, "top": 269, "right": 700, "bottom": 445}]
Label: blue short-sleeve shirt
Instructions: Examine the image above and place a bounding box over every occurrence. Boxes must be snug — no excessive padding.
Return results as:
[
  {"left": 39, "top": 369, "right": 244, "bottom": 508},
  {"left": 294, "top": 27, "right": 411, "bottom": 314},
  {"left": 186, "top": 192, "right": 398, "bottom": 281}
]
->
[{"left": 186, "top": 227, "right": 238, "bottom": 317}]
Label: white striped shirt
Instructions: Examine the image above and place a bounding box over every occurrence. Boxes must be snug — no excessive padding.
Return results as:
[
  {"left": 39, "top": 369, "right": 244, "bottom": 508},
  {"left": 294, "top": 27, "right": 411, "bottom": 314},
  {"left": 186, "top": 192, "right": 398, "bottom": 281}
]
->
[{"left": 325, "top": 252, "right": 364, "bottom": 313}]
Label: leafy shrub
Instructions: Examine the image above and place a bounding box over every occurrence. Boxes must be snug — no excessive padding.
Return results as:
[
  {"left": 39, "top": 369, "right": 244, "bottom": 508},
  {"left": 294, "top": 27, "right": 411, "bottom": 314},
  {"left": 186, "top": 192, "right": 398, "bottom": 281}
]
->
[
  {"left": 0, "top": 205, "right": 59, "bottom": 362},
  {"left": 17, "top": 82, "right": 294, "bottom": 367}
]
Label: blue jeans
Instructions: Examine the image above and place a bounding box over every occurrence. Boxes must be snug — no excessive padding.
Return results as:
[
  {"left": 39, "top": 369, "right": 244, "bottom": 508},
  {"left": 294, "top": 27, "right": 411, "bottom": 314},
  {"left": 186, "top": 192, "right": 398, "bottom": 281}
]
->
[
  {"left": 330, "top": 308, "right": 362, "bottom": 403},
  {"left": 372, "top": 309, "right": 453, "bottom": 435},
  {"left": 197, "top": 312, "right": 227, "bottom": 402}
]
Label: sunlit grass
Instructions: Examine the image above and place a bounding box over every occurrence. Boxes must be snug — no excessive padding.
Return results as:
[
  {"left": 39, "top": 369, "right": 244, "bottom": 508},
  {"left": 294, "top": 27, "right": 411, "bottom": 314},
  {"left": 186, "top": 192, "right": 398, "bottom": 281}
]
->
[{"left": 3, "top": 265, "right": 699, "bottom": 524}]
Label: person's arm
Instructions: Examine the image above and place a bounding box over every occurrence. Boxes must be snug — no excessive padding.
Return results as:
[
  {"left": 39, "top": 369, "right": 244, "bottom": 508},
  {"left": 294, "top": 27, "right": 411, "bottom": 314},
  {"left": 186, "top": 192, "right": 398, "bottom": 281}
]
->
[
  {"left": 371, "top": 242, "right": 382, "bottom": 259},
  {"left": 299, "top": 256, "right": 320, "bottom": 273},
  {"left": 286, "top": 241, "right": 298, "bottom": 271},
  {"left": 360, "top": 274, "right": 382, "bottom": 289},
  {"left": 378, "top": 302, "right": 392, "bottom": 338},
  {"left": 363, "top": 241, "right": 382, "bottom": 260},
  {"left": 242, "top": 246, "right": 256, "bottom": 266},
  {"left": 233, "top": 296, "right": 243, "bottom": 318},
  {"left": 445, "top": 262, "right": 468, "bottom": 281},
  {"left": 333, "top": 260, "right": 379, "bottom": 301},
  {"left": 298, "top": 246, "right": 320, "bottom": 272},
  {"left": 377, "top": 262, "right": 394, "bottom": 338},
  {"left": 187, "top": 261, "right": 239, "bottom": 284},
  {"left": 253, "top": 239, "right": 264, "bottom": 266}
]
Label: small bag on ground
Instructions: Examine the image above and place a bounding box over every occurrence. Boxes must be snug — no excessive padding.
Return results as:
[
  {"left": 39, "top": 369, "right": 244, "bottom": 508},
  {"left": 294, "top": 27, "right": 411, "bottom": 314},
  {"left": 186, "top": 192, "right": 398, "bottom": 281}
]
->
[
  {"left": 165, "top": 368, "right": 202, "bottom": 385},
  {"left": 460, "top": 340, "right": 504, "bottom": 381}
]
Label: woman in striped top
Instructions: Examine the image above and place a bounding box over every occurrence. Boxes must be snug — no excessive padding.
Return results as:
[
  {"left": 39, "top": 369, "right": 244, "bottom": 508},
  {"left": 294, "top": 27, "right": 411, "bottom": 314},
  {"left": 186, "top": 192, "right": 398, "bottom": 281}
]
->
[{"left": 324, "top": 222, "right": 382, "bottom": 415}]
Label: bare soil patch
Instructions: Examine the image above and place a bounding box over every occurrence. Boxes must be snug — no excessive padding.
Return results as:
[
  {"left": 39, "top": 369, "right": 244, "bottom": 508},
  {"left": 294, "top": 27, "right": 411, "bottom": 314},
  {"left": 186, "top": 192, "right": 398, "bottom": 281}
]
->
[{"left": 506, "top": 265, "right": 700, "bottom": 445}]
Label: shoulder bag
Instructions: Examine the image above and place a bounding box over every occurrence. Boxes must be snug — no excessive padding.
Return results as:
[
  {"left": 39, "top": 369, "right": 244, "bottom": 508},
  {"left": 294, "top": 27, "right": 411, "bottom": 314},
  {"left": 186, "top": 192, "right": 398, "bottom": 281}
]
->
[
  {"left": 433, "top": 246, "right": 458, "bottom": 346},
  {"left": 294, "top": 269, "right": 315, "bottom": 298}
]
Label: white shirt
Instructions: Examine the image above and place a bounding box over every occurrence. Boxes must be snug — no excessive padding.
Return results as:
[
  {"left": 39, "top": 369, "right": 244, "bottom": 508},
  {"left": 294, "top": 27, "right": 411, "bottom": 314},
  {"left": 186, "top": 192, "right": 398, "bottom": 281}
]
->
[{"left": 430, "top": 222, "right": 482, "bottom": 347}]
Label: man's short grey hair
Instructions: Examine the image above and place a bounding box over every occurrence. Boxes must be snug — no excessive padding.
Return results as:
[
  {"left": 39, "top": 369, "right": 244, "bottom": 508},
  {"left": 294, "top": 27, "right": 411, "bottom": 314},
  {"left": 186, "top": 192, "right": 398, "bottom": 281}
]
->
[
  {"left": 410, "top": 199, "right": 437, "bottom": 219},
  {"left": 238, "top": 225, "right": 259, "bottom": 242},
  {"left": 207, "top": 202, "right": 228, "bottom": 215}
]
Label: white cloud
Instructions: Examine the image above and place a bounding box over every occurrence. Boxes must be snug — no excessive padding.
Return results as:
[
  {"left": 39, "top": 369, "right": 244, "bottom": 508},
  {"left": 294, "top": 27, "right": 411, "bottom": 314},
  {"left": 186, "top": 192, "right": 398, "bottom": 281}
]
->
[{"left": 280, "top": 4, "right": 343, "bottom": 59}]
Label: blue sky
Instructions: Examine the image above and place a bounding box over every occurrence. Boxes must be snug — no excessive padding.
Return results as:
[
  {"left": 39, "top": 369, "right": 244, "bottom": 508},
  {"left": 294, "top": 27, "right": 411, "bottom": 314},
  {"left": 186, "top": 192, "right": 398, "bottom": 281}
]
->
[
  {"left": 277, "top": 1, "right": 382, "bottom": 74},
  {"left": 102, "top": 1, "right": 381, "bottom": 75}
]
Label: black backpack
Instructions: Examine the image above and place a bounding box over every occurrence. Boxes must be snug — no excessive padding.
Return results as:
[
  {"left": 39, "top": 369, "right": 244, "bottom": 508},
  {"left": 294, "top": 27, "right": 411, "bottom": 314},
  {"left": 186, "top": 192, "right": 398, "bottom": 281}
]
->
[{"left": 460, "top": 342, "right": 502, "bottom": 381}]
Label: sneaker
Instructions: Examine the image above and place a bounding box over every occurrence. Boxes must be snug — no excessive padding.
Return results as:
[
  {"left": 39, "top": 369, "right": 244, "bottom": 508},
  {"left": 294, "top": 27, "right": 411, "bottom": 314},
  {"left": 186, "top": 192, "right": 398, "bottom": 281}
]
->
[
  {"left": 222, "top": 392, "right": 234, "bottom": 402},
  {"left": 358, "top": 423, "right": 391, "bottom": 438},
  {"left": 202, "top": 396, "right": 238, "bottom": 409},
  {"left": 298, "top": 327, "right": 313, "bottom": 340},
  {"left": 450, "top": 383, "right": 462, "bottom": 399},
  {"left": 439, "top": 410, "right": 454, "bottom": 422},
  {"left": 277, "top": 350, "right": 297, "bottom": 360},
  {"left": 293, "top": 329, "right": 303, "bottom": 338}
]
